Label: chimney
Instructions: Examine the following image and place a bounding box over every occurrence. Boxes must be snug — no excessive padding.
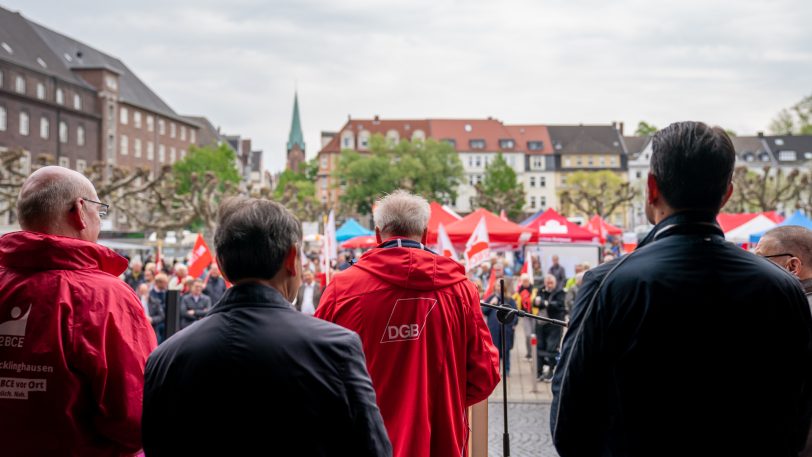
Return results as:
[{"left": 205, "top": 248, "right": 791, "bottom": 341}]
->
[
  {"left": 619, "top": 122, "right": 624, "bottom": 135},
  {"left": 374, "top": 114, "right": 380, "bottom": 121},
  {"left": 757, "top": 131, "right": 764, "bottom": 137}
]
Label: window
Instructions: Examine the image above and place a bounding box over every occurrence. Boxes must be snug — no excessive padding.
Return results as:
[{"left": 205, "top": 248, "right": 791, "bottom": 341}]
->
[
  {"left": 599, "top": 157, "right": 606, "bottom": 166},
  {"left": 107, "top": 134, "right": 114, "bottom": 158},
  {"left": 540, "top": 196, "right": 547, "bottom": 208},
  {"left": 15, "top": 75, "right": 25, "bottom": 94},
  {"left": 40, "top": 117, "right": 49, "bottom": 139},
  {"left": 321, "top": 178, "right": 327, "bottom": 190},
  {"left": 610, "top": 156, "right": 617, "bottom": 166},
  {"left": 531, "top": 156, "right": 543, "bottom": 169},
  {"left": 158, "top": 145, "right": 165, "bottom": 162},
  {"left": 147, "top": 142, "right": 154, "bottom": 160},
  {"left": 76, "top": 159, "right": 86, "bottom": 173},
  {"left": 468, "top": 174, "right": 475, "bottom": 186},
  {"left": 499, "top": 139, "right": 515, "bottom": 149},
  {"left": 120, "top": 107, "right": 128, "bottom": 124},
  {"left": 170, "top": 123, "right": 176, "bottom": 138},
  {"left": 475, "top": 155, "right": 482, "bottom": 167},
  {"left": 180, "top": 126, "right": 186, "bottom": 141},
  {"left": 105, "top": 75, "right": 118, "bottom": 90},
  {"left": 540, "top": 176, "right": 546, "bottom": 187},
  {"left": 73, "top": 94, "right": 82, "bottom": 110},
  {"left": 146, "top": 115, "right": 154, "bottom": 132},
  {"left": 134, "top": 138, "right": 142, "bottom": 158},
  {"left": 59, "top": 121, "right": 68, "bottom": 143},
  {"left": 528, "top": 141, "right": 544, "bottom": 151},
  {"left": 530, "top": 176, "right": 536, "bottom": 188},
  {"left": 359, "top": 131, "right": 370, "bottom": 149},
  {"left": 775, "top": 138, "right": 785, "bottom": 146},
  {"left": 190, "top": 129, "right": 196, "bottom": 144},
  {"left": 134, "top": 111, "right": 142, "bottom": 129},
  {"left": 0, "top": 106, "right": 6, "bottom": 131},
  {"left": 120, "top": 135, "right": 128, "bottom": 155},
  {"left": 564, "top": 158, "right": 571, "bottom": 167},
  {"left": 320, "top": 155, "right": 327, "bottom": 168},
  {"left": 635, "top": 171, "right": 642, "bottom": 179},
  {"left": 180, "top": 149, "right": 186, "bottom": 160},
  {"left": 158, "top": 119, "right": 165, "bottom": 135},
  {"left": 77, "top": 126, "right": 85, "bottom": 146},
  {"left": 469, "top": 139, "right": 486, "bottom": 150},
  {"left": 778, "top": 150, "right": 797, "bottom": 161},
  {"left": 107, "top": 104, "right": 114, "bottom": 122},
  {"left": 341, "top": 131, "right": 354, "bottom": 148},
  {"left": 412, "top": 130, "right": 426, "bottom": 142},
  {"left": 385, "top": 130, "right": 399, "bottom": 145},
  {"left": 530, "top": 196, "right": 536, "bottom": 209},
  {"left": 19, "top": 112, "right": 29, "bottom": 136},
  {"left": 36, "top": 83, "right": 45, "bottom": 100},
  {"left": 59, "top": 157, "right": 69, "bottom": 168},
  {"left": 170, "top": 147, "right": 176, "bottom": 163},
  {"left": 56, "top": 88, "right": 64, "bottom": 105}
]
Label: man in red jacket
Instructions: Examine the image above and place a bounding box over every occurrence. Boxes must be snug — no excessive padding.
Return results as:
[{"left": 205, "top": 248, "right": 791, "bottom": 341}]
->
[
  {"left": 316, "top": 190, "right": 500, "bottom": 457},
  {"left": 0, "top": 166, "right": 157, "bottom": 456}
]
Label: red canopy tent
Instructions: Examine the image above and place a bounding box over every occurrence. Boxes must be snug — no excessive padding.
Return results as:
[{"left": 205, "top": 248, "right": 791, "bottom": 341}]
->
[
  {"left": 586, "top": 215, "right": 623, "bottom": 244},
  {"left": 444, "top": 208, "right": 533, "bottom": 246},
  {"left": 716, "top": 211, "right": 784, "bottom": 233},
  {"left": 426, "top": 201, "right": 464, "bottom": 244},
  {"left": 522, "top": 208, "right": 599, "bottom": 243},
  {"left": 340, "top": 235, "right": 378, "bottom": 249}
]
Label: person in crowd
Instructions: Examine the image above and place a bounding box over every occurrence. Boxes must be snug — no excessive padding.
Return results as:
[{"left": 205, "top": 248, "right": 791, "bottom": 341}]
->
[
  {"left": 551, "top": 122, "right": 812, "bottom": 457},
  {"left": 124, "top": 259, "right": 145, "bottom": 291},
  {"left": 168, "top": 264, "right": 188, "bottom": 291},
  {"left": 143, "top": 197, "right": 391, "bottom": 456},
  {"left": 548, "top": 255, "right": 566, "bottom": 291},
  {"left": 564, "top": 271, "right": 586, "bottom": 314},
  {"left": 535, "top": 274, "right": 566, "bottom": 382},
  {"left": 0, "top": 166, "right": 156, "bottom": 455},
  {"left": 295, "top": 269, "right": 322, "bottom": 315},
  {"left": 202, "top": 264, "right": 227, "bottom": 305},
  {"left": 182, "top": 276, "right": 195, "bottom": 296},
  {"left": 563, "top": 262, "right": 586, "bottom": 291},
  {"left": 148, "top": 273, "right": 169, "bottom": 343},
  {"left": 516, "top": 273, "right": 537, "bottom": 359},
  {"left": 755, "top": 225, "right": 812, "bottom": 307},
  {"left": 143, "top": 267, "right": 155, "bottom": 288},
  {"left": 483, "top": 278, "right": 518, "bottom": 376},
  {"left": 316, "top": 190, "right": 500, "bottom": 457},
  {"left": 137, "top": 282, "right": 151, "bottom": 319},
  {"left": 179, "top": 279, "right": 212, "bottom": 329}
]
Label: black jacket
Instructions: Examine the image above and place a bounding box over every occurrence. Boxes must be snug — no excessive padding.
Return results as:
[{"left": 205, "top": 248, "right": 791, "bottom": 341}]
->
[
  {"left": 551, "top": 211, "right": 812, "bottom": 457},
  {"left": 143, "top": 283, "right": 392, "bottom": 457}
]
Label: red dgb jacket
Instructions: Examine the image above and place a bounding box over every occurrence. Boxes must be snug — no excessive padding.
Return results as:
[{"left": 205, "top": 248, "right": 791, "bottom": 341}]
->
[
  {"left": 0, "top": 231, "right": 157, "bottom": 456},
  {"left": 316, "top": 239, "right": 500, "bottom": 457}
]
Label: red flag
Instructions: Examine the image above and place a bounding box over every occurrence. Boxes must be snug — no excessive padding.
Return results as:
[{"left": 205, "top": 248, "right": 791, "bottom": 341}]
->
[
  {"left": 188, "top": 233, "right": 213, "bottom": 278},
  {"left": 483, "top": 267, "right": 497, "bottom": 298},
  {"left": 437, "top": 223, "right": 457, "bottom": 259},
  {"left": 464, "top": 217, "right": 490, "bottom": 271}
]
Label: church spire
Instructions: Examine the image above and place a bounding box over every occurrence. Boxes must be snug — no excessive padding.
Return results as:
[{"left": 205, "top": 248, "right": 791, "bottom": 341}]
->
[{"left": 287, "top": 91, "right": 305, "bottom": 152}]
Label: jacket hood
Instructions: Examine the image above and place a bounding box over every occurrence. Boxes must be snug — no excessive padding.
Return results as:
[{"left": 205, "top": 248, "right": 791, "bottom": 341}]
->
[
  {"left": 352, "top": 241, "right": 468, "bottom": 291},
  {"left": 0, "top": 231, "right": 128, "bottom": 276}
]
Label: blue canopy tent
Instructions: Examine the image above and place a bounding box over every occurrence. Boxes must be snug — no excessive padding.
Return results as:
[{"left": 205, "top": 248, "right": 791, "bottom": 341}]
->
[
  {"left": 749, "top": 210, "right": 812, "bottom": 244},
  {"left": 336, "top": 218, "right": 374, "bottom": 242}
]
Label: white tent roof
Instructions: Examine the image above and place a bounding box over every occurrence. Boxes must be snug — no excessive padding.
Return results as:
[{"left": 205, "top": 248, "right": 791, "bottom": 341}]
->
[{"left": 724, "top": 215, "right": 778, "bottom": 243}]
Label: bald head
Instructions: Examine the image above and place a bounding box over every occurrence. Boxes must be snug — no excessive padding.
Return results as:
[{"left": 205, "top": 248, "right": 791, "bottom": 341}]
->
[{"left": 17, "top": 166, "right": 101, "bottom": 241}]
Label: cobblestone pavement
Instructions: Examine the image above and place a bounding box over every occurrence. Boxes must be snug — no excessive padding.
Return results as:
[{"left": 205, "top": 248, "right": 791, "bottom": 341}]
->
[{"left": 487, "top": 401, "right": 559, "bottom": 457}]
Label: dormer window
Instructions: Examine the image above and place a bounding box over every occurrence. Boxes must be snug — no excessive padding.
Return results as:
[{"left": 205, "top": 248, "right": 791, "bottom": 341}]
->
[
  {"left": 499, "top": 139, "right": 515, "bottom": 150},
  {"left": 528, "top": 141, "right": 544, "bottom": 151},
  {"left": 341, "top": 131, "right": 355, "bottom": 149},
  {"left": 469, "top": 139, "right": 486, "bottom": 150},
  {"left": 777, "top": 150, "right": 797, "bottom": 161}
]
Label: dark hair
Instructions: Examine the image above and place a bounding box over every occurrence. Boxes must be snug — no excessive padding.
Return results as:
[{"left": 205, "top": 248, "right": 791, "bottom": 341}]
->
[
  {"left": 651, "top": 121, "right": 735, "bottom": 212},
  {"left": 214, "top": 197, "right": 302, "bottom": 282}
]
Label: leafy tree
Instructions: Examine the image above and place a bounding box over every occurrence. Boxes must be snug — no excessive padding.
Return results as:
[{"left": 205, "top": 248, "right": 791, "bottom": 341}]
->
[
  {"left": 635, "top": 121, "right": 658, "bottom": 136},
  {"left": 726, "top": 166, "right": 808, "bottom": 212},
  {"left": 336, "top": 135, "right": 464, "bottom": 215},
  {"left": 769, "top": 94, "right": 812, "bottom": 135},
  {"left": 271, "top": 158, "right": 322, "bottom": 221},
  {"left": 473, "top": 153, "right": 526, "bottom": 220},
  {"left": 559, "top": 170, "right": 637, "bottom": 219},
  {"left": 173, "top": 144, "right": 241, "bottom": 194}
]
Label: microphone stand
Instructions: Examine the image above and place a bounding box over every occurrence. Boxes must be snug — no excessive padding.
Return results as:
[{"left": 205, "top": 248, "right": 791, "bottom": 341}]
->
[{"left": 480, "top": 279, "right": 568, "bottom": 457}]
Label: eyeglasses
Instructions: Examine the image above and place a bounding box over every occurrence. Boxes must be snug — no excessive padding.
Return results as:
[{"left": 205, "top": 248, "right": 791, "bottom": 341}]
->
[
  {"left": 82, "top": 198, "right": 109, "bottom": 218},
  {"left": 761, "top": 253, "right": 795, "bottom": 260}
]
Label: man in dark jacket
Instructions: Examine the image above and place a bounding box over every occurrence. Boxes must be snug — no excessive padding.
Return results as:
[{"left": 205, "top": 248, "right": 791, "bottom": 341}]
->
[
  {"left": 316, "top": 190, "right": 500, "bottom": 457},
  {"left": 536, "top": 274, "right": 566, "bottom": 382},
  {"left": 202, "top": 264, "right": 226, "bottom": 304},
  {"left": 179, "top": 279, "right": 212, "bottom": 328},
  {"left": 143, "top": 197, "right": 391, "bottom": 457},
  {"left": 551, "top": 121, "right": 812, "bottom": 457}
]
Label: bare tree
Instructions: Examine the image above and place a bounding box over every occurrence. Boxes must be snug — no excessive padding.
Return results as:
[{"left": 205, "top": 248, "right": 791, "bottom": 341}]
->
[{"left": 728, "top": 166, "right": 807, "bottom": 212}]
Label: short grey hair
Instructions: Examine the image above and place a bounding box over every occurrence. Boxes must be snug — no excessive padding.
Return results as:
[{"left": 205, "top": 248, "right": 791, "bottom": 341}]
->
[
  {"left": 763, "top": 225, "right": 812, "bottom": 267},
  {"left": 17, "top": 172, "right": 87, "bottom": 230},
  {"left": 214, "top": 197, "right": 302, "bottom": 282},
  {"left": 373, "top": 190, "right": 430, "bottom": 238}
]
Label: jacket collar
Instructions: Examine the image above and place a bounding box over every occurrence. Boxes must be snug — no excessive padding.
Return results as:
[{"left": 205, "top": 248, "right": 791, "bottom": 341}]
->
[
  {"left": 637, "top": 210, "right": 724, "bottom": 250},
  {"left": 208, "top": 283, "right": 292, "bottom": 315},
  {"left": 0, "top": 231, "right": 128, "bottom": 276}
]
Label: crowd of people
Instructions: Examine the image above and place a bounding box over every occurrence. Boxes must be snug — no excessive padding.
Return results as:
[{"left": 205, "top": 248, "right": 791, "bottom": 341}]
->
[{"left": 1, "top": 120, "right": 812, "bottom": 457}]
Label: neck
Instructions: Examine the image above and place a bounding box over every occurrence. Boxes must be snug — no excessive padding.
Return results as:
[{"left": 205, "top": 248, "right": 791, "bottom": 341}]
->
[
  {"left": 381, "top": 233, "right": 422, "bottom": 243},
  {"left": 234, "top": 277, "right": 294, "bottom": 302}
]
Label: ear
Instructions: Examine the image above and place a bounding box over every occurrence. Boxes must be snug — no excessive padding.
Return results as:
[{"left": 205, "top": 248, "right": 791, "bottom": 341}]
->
[
  {"left": 284, "top": 244, "right": 299, "bottom": 277},
  {"left": 646, "top": 173, "right": 659, "bottom": 205},
  {"left": 421, "top": 228, "right": 428, "bottom": 244},
  {"left": 786, "top": 257, "right": 802, "bottom": 277},
  {"left": 375, "top": 227, "right": 382, "bottom": 244},
  {"left": 720, "top": 182, "right": 734, "bottom": 207},
  {"left": 68, "top": 198, "right": 88, "bottom": 231}
]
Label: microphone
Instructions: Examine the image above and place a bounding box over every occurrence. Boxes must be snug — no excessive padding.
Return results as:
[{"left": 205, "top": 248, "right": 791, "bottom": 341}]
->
[{"left": 480, "top": 301, "right": 568, "bottom": 327}]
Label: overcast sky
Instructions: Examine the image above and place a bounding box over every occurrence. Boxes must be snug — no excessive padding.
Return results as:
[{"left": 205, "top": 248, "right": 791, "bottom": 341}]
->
[{"left": 4, "top": 0, "right": 811, "bottom": 172}]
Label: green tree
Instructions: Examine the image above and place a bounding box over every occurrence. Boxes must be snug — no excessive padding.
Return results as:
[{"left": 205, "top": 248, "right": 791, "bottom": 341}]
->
[
  {"left": 635, "top": 121, "right": 658, "bottom": 136},
  {"left": 271, "top": 158, "right": 321, "bottom": 221},
  {"left": 769, "top": 94, "right": 812, "bottom": 135},
  {"left": 336, "top": 135, "right": 464, "bottom": 215},
  {"left": 559, "top": 170, "right": 637, "bottom": 219},
  {"left": 473, "top": 153, "right": 526, "bottom": 220},
  {"left": 173, "top": 144, "right": 241, "bottom": 194}
]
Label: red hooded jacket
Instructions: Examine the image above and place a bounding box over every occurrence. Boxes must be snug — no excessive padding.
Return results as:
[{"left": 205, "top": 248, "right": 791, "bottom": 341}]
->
[
  {"left": 0, "top": 231, "right": 157, "bottom": 456},
  {"left": 316, "top": 239, "right": 500, "bottom": 457}
]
